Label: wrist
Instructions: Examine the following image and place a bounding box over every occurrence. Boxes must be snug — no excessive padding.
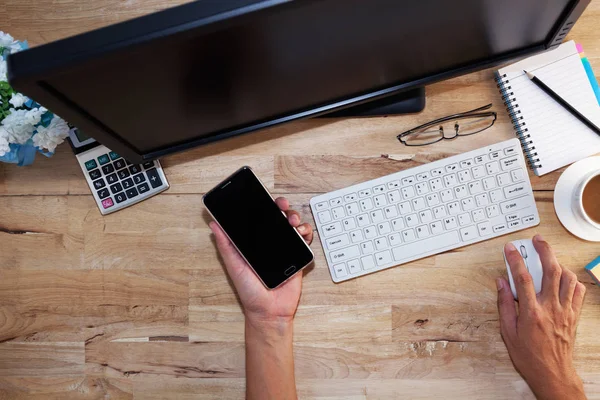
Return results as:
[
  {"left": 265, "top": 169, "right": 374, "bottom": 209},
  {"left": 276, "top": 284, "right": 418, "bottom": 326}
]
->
[
  {"left": 530, "top": 369, "right": 585, "bottom": 400},
  {"left": 245, "top": 314, "right": 294, "bottom": 340}
]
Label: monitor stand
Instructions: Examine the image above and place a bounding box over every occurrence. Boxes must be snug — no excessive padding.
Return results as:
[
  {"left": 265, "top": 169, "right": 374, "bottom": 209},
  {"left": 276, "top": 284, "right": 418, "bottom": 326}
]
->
[{"left": 319, "top": 87, "right": 425, "bottom": 117}]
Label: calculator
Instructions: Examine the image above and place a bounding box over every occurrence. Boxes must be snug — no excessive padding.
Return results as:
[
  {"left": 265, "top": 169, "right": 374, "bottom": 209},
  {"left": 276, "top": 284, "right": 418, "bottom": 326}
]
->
[{"left": 68, "top": 127, "right": 169, "bottom": 215}]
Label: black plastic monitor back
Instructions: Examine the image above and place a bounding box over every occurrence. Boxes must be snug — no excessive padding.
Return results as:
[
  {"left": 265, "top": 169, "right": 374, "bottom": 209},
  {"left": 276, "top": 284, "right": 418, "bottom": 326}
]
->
[{"left": 8, "top": 0, "right": 590, "bottom": 162}]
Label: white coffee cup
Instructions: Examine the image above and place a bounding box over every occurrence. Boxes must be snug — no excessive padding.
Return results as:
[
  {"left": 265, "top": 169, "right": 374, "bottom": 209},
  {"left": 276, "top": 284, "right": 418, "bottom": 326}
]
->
[{"left": 572, "top": 170, "right": 600, "bottom": 230}]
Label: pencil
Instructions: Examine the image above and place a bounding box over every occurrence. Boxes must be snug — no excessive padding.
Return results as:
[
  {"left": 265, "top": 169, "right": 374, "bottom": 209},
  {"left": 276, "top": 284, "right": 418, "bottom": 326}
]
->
[{"left": 524, "top": 70, "right": 600, "bottom": 138}]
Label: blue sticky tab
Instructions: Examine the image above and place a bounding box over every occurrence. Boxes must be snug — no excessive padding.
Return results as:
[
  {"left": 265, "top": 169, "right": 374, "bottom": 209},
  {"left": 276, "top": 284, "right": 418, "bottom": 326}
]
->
[{"left": 585, "top": 256, "right": 600, "bottom": 286}]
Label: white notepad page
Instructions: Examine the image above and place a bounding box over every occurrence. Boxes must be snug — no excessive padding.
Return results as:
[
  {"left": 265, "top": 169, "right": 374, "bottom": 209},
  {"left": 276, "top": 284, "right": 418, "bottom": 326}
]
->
[{"left": 498, "top": 40, "right": 600, "bottom": 176}]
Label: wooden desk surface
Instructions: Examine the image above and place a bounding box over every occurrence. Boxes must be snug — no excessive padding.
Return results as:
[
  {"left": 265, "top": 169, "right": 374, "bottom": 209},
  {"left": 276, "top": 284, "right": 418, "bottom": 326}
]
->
[{"left": 1, "top": 1, "right": 600, "bottom": 398}]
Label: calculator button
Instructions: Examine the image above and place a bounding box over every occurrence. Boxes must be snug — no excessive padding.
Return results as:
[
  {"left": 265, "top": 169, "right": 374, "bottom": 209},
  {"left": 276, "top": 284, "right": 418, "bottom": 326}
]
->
[
  {"left": 97, "top": 154, "right": 110, "bottom": 165},
  {"left": 126, "top": 160, "right": 133, "bottom": 165},
  {"left": 117, "top": 169, "right": 131, "bottom": 179},
  {"left": 101, "top": 198, "right": 114, "bottom": 209},
  {"left": 126, "top": 187, "right": 139, "bottom": 199},
  {"left": 84, "top": 159, "right": 97, "bottom": 171},
  {"left": 89, "top": 169, "right": 101, "bottom": 180},
  {"left": 133, "top": 173, "right": 146, "bottom": 184},
  {"left": 114, "top": 192, "right": 127, "bottom": 203},
  {"left": 129, "top": 164, "right": 142, "bottom": 174},
  {"left": 110, "top": 183, "right": 123, "bottom": 194},
  {"left": 97, "top": 188, "right": 110, "bottom": 199},
  {"left": 106, "top": 173, "right": 118, "bottom": 185},
  {"left": 102, "top": 164, "right": 115, "bottom": 174},
  {"left": 93, "top": 178, "right": 106, "bottom": 189},
  {"left": 142, "top": 161, "right": 155, "bottom": 169},
  {"left": 146, "top": 168, "right": 163, "bottom": 189},
  {"left": 109, "top": 151, "right": 120, "bottom": 161},
  {"left": 114, "top": 159, "right": 127, "bottom": 170},
  {"left": 122, "top": 178, "right": 134, "bottom": 189},
  {"left": 138, "top": 183, "right": 150, "bottom": 194}
]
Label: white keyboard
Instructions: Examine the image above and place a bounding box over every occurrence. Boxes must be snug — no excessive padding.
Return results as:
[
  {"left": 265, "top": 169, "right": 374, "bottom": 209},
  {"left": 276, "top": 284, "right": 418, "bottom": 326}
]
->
[{"left": 310, "top": 139, "right": 540, "bottom": 283}]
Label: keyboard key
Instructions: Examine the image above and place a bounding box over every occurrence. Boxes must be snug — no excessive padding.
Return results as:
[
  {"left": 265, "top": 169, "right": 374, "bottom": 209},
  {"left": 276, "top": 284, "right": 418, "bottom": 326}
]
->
[
  {"left": 458, "top": 213, "right": 471, "bottom": 226},
  {"left": 506, "top": 213, "right": 520, "bottom": 222},
  {"left": 84, "top": 159, "right": 98, "bottom": 171},
  {"left": 393, "top": 231, "right": 460, "bottom": 261},
  {"left": 402, "top": 186, "right": 416, "bottom": 199},
  {"left": 373, "top": 195, "right": 387, "bottom": 208},
  {"left": 511, "top": 169, "right": 525, "bottom": 182},
  {"left": 429, "top": 178, "right": 443, "bottom": 191},
  {"left": 497, "top": 173, "right": 511, "bottom": 186},
  {"left": 118, "top": 169, "right": 131, "bottom": 179},
  {"left": 508, "top": 220, "right": 521, "bottom": 229},
  {"left": 361, "top": 241, "right": 374, "bottom": 254},
  {"left": 113, "top": 159, "right": 127, "bottom": 170},
  {"left": 138, "top": 182, "right": 150, "bottom": 194},
  {"left": 93, "top": 178, "right": 106, "bottom": 190},
  {"left": 489, "top": 151, "right": 501, "bottom": 160},
  {"left": 89, "top": 169, "right": 101, "bottom": 180},
  {"left": 440, "top": 189, "right": 453, "bottom": 202},
  {"left": 398, "top": 201, "right": 412, "bottom": 215},
  {"left": 126, "top": 160, "right": 133, "bottom": 165},
  {"left": 433, "top": 205, "right": 447, "bottom": 219},
  {"left": 444, "top": 216, "right": 458, "bottom": 230},
  {"left": 454, "top": 185, "right": 468, "bottom": 199},
  {"left": 401, "top": 176, "right": 415, "bottom": 185},
  {"left": 477, "top": 221, "right": 493, "bottom": 236},
  {"left": 114, "top": 192, "right": 127, "bottom": 203},
  {"left": 431, "top": 168, "right": 444, "bottom": 176},
  {"left": 458, "top": 169, "right": 472, "bottom": 183},
  {"left": 493, "top": 223, "right": 507, "bottom": 233},
  {"left": 501, "top": 156, "right": 520, "bottom": 171},
  {"left": 482, "top": 176, "right": 496, "bottom": 190},
  {"left": 387, "top": 190, "right": 401, "bottom": 203},
  {"left": 326, "top": 234, "right": 350, "bottom": 250},
  {"left": 486, "top": 161, "right": 500, "bottom": 175},
  {"left": 133, "top": 173, "right": 146, "bottom": 185},
  {"left": 375, "top": 237, "right": 388, "bottom": 250},
  {"left": 110, "top": 183, "right": 123, "bottom": 194},
  {"left": 384, "top": 205, "right": 398, "bottom": 219},
  {"left": 411, "top": 197, "right": 426, "bottom": 211},
  {"left": 504, "top": 183, "right": 527, "bottom": 199},
  {"left": 357, "top": 214, "right": 370, "bottom": 227},
  {"left": 489, "top": 189, "right": 504, "bottom": 203},
  {"left": 106, "top": 173, "right": 118, "bottom": 184},
  {"left": 387, "top": 181, "right": 400, "bottom": 190},
  {"left": 122, "top": 178, "right": 134, "bottom": 190},
  {"left": 522, "top": 215, "right": 536, "bottom": 224},
  {"left": 361, "top": 255, "right": 375, "bottom": 270},
  {"left": 109, "top": 151, "right": 120, "bottom": 161},
  {"left": 347, "top": 259, "right": 361, "bottom": 274},
  {"left": 444, "top": 173, "right": 457, "bottom": 187},
  {"left": 322, "top": 222, "right": 343, "bottom": 237},
  {"left": 332, "top": 207, "right": 345, "bottom": 219},
  {"left": 377, "top": 221, "right": 391, "bottom": 235},
  {"left": 500, "top": 196, "right": 531, "bottom": 214},
  {"left": 419, "top": 209, "right": 433, "bottom": 223},
  {"left": 359, "top": 189, "right": 372, "bottom": 198},
  {"left": 375, "top": 250, "right": 392, "bottom": 266},
  {"left": 475, "top": 193, "right": 489, "bottom": 207},
  {"left": 472, "top": 209, "right": 486, "bottom": 222},
  {"left": 405, "top": 214, "right": 418, "bottom": 227},
  {"left": 344, "top": 193, "right": 358, "bottom": 202},
  {"left": 430, "top": 221, "right": 443, "bottom": 235},
  {"left": 97, "top": 154, "right": 110, "bottom": 165},
  {"left": 333, "top": 264, "right": 348, "bottom": 278},
  {"left": 129, "top": 165, "right": 142, "bottom": 175},
  {"left": 331, "top": 246, "right": 360, "bottom": 262},
  {"left": 474, "top": 155, "right": 487, "bottom": 164},
  {"left": 417, "top": 172, "right": 431, "bottom": 181},
  {"left": 426, "top": 193, "right": 440, "bottom": 207},
  {"left": 471, "top": 166, "right": 485, "bottom": 179},
  {"left": 102, "top": 164, "right": 115, "bottom": 174},
  {"left": 460, "top": 159, "right": 474, "bottom": 168},
  {"left": 486, "top": 204, "right": 500, "bottom": 218},
  {"left": 101, "top": 198, "right": 114, "bottom": 209},
  {"left": 392, "top": 218, "right": 405, "bottom": 231},
  {"left": 388, "top": 233, "right": 402, "bottom": 246},
  {"left": 97, "top": 188, "right": 110, "bottom": 199},
  {"left": 447, "top": 202, "right": 460, "bottom": 215},
  {"left": 402, "top": 229, "right": 416, "bottom": 242},
  {"left": 370, "top": 209, "right": 385, "bottom": 223},
  {"left": 460, "top": 225, "right": 478, "bottom": 241},
  {"left": 343, "top": 217, "right": 357, "bottom": 231},
  {"left": 415, "top": 182, "right": 429, "bottom": 195},
  {"left": 330, "top": 197, "right": 343, "bottom": 207},
  {"left": 350, "top": 230, "right": 364, "bottom": 243},
  {"left": 468, "top": 181, "right": 483, "bottom": 195},
  {"left": 142, "top": 161, "right": 155, "bottom": 169},
  {"left": 446, "top": 163, "right": 459, "bottom": 173},
  {"left": 359, "top": 198, "right": 374, "bottom": 211},
  {"left": 364, "top": 226, "right": 377, "bottom": 239},
  {"left": 504, "top": 146, "right": 517, "bottom": 156},
  {"left": 461, "top": 197, "right": 475, "bottom": 211},
  {"left": 315, "top": 201, "right": 328, "bottom": 211},
  {"left": 126, "top": 187, "right": 139, "bottom": 199},
  {"left": 373, "top": 185, "right": 385, "bottom": 194},
  {"left": 318, "top": 210, "right": 332, "bottom": 224},
  {"left": 416, "top": 225, "right": 429, "bottom": 239}
]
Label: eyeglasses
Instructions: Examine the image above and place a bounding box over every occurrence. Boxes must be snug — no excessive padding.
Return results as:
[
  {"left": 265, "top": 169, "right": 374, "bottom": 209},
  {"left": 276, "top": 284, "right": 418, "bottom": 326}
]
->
[{"left": 397, "top": 104, "right": 497, "bottom": 146}]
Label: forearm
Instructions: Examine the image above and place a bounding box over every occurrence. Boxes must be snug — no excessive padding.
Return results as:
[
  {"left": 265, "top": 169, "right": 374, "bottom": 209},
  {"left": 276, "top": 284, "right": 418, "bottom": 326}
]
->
[
  {"left": 245, "top": 317, "right": 297, "bottom": 400},
  {"left": 528, "top": 369, "right": 586, "bottom": 400}
]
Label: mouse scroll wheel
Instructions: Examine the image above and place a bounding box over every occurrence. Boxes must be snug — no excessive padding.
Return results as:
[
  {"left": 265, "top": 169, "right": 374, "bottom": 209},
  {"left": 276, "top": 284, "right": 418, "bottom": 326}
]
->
[{"left": 519, "top": 245, "right": 528, "bottom": 259}]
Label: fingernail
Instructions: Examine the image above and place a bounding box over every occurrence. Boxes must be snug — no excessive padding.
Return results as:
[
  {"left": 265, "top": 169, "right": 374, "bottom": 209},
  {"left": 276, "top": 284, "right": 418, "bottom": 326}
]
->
[
  {"left": 496, "top": 278, "right": 504, "bottom": 291},
  {"left": 533, "top": 234, "right": 543, "bottom": 242},
  {"left": 298, "top": 225, "right": 306, "bottom": 234},
  {"left": 505, "top": 242, "right": 517, "bottom": 253}
]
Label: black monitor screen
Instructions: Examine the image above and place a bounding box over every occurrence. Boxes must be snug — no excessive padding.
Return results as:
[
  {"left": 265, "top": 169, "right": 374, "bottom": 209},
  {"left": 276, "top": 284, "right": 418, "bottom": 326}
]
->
[{"left": 43, "top": 0, "right": 571, "bottom": 154}]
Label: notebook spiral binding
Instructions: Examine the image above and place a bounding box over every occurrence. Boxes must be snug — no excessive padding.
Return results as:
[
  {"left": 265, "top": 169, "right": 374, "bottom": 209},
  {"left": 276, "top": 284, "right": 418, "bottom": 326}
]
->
[{"left": 494, "top": 72, "right": 542, "bottom": 171}]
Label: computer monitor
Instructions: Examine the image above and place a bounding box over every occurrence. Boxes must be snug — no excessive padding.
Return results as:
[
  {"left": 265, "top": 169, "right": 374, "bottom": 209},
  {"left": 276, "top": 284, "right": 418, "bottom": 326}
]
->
[{"left": 8, "top": 0, "right": 590, "bottom": 163}]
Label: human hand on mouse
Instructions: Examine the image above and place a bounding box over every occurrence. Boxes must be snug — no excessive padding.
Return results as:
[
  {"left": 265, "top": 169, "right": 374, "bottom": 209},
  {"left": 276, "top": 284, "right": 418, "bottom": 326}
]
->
[
  {"left": 497, "top": 234, "right": 586, "bottom": 400},
  {"left": 209, "top": 197, "right": 313, "bottom": 327}
]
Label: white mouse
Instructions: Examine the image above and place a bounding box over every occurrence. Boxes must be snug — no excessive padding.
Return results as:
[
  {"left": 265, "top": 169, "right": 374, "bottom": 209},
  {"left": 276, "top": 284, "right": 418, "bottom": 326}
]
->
[{"left": 503, "top": 239, "right": 543, "bottom": 300}]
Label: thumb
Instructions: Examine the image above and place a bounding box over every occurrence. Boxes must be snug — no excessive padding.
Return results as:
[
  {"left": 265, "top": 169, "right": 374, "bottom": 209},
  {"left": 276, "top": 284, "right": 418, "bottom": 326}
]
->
[{"left": 497, "top": 277, "right": 517, "bottom": 343}]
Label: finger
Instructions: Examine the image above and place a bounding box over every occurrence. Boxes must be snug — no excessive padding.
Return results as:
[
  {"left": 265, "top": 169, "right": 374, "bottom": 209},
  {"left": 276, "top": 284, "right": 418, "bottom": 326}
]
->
[
  {"left": 286, "top": 210, "right": 301, "bottom": 227},
  {"left": 505, "top": 242, "right": 537, "bottom": 309},
  {"left": 572, "top": 282, "right": 586, "bottom": 316},
  {"left": 559, "top": 269, "right": 578, "bottom": 308},
  {"left": 532, "top": 234, "right": 562, "bottom": 301},
  {"left": 297, "top": 223, "right": 314, "bottom": 245},
  {"left": 275, "top": 197, "right": 290, "bottom": 212},
  {"left": 209, "top": 221, "right": 247, "bottom": 275},
  {"left": 496, "top": 277, "right": 517, "bottom": 342}
]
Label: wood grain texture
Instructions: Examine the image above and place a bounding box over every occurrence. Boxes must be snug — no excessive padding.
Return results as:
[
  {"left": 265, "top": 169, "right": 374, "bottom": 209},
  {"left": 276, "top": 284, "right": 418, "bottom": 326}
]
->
[{"left": 1, "top": 0, "right": 600, "bottom": 398}]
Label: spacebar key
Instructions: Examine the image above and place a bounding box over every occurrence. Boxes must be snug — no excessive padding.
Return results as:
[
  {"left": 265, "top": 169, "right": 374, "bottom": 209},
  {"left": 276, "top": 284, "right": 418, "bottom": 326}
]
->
[{"left": 392, "top": 231, "right": 460, "bottom": 262}]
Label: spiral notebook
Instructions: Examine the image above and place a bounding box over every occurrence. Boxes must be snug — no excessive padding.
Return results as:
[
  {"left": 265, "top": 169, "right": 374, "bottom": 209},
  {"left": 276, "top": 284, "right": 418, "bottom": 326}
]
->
[{"left": 495, "top": 40, "right": 600, "bottom": 176}]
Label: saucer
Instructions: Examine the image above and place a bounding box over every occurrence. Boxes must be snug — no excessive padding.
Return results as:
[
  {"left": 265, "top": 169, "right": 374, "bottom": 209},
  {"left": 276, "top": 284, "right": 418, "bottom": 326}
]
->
[{"left": 554, "top": 156, "right": 600, "bottom": 242}]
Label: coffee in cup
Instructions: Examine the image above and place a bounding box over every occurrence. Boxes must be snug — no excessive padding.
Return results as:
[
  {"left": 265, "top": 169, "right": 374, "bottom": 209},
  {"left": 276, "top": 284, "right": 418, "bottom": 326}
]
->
[{"left": 574, "top": 170, "right": 600, "bottom": 229}]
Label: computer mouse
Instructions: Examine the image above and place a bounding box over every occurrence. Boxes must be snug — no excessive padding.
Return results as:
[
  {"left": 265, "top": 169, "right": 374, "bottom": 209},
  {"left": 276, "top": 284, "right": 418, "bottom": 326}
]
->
[{"left": 503, "top": 239, "right": 543, "bottom": 300}]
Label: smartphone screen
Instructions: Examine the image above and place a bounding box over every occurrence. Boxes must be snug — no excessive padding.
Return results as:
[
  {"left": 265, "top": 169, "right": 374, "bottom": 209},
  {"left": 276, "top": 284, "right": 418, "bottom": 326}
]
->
[{"left": 203, "top": 167, "right": 314, "bottom": 289}]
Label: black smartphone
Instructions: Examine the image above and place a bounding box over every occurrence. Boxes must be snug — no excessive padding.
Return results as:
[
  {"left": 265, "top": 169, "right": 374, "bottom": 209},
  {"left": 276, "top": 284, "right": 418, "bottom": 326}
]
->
[{"left": 203, "top": 166, "right": 314, "bottom": 289}]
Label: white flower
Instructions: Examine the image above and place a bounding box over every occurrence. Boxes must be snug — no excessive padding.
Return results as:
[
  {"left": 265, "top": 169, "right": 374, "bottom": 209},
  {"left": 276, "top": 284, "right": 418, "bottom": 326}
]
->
[
  {"left": 9, "top": 93, "right": 28, "bottom": 108},
  {"left": 32, "top": 116, "right": 69, "bottom": 153},
  {"left": 0, "top": 58, "right": 7, "bottom": 82},
  {"left": 0, "top": 108, "right": 43, "bottom": 145},
  {"left": 0, "top": 31, "right": 20, "bottom": 54},
  {"left": 0, "top": 127, "right": 10, "bottom": 156}
]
